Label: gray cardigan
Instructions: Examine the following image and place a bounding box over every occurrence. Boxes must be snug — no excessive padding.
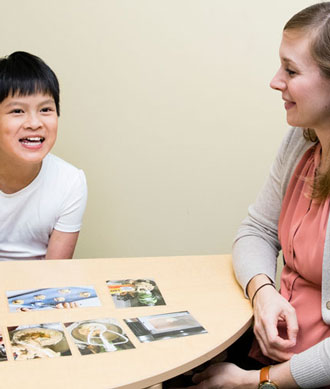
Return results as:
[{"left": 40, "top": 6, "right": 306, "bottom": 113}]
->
[{"left": 233, "top": 127, "right": 330, "bottom": 388}]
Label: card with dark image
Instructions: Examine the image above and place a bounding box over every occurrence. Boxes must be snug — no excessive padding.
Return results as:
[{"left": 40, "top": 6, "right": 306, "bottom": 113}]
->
[{"left": 124, "top": 311, "right": 207, "bottom": 342}]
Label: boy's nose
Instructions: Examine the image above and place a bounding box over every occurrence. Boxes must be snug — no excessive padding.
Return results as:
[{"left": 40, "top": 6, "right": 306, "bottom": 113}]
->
[{"left": 23, "top": 113, "right": 42, "bottom": 130}]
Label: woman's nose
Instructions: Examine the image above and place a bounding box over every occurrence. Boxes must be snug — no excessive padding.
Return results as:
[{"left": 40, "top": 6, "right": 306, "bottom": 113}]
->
[{"left": 270, "top": 69, "right": 286, "bottom": 91}]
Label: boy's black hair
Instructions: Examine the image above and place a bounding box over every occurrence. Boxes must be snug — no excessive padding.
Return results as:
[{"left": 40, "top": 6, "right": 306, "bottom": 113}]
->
[{"left": 0, "top": 51, "right": 60, "bottom": 115}]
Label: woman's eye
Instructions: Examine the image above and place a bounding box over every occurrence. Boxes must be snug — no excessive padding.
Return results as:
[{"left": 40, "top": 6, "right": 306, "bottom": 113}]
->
[{"left": 285, "top": 68, "right": 296, "bottom": 76}]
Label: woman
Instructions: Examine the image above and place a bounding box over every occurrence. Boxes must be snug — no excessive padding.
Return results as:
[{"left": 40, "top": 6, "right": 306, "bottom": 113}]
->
[{"left": 189, "top": 3, "right": 330, "bottom": 388}]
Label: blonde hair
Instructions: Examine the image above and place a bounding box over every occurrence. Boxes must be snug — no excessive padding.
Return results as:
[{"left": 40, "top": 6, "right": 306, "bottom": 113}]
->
[{"left": 285, "top": 2, "right": 330, "bottom": 201}]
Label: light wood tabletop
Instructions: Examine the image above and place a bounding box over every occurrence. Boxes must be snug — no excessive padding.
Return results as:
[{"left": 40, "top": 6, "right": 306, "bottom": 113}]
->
[{"left": 0, "top": 254, "right": 252, "bottom": 389}]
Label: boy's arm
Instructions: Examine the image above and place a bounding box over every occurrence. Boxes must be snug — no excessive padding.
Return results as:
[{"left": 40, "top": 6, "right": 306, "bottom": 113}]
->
[{"left": 45, "top": 229, "right": 80, "bottom": 260}]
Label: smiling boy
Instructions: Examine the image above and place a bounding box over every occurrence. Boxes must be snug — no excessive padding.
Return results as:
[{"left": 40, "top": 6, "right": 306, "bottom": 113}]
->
[{"left": 0, "top": 51, "right": 87, "bottom": 260}]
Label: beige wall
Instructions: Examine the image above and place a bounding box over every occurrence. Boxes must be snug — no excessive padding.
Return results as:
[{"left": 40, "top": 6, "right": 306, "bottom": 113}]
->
[{"left": 2, "top": 0, "right": 314, "bottom": 259}]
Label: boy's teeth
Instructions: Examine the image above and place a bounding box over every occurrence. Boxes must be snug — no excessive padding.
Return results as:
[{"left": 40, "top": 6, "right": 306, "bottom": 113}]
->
[{"left": 20, "top": 137, "right": 44, "bottom": 142}]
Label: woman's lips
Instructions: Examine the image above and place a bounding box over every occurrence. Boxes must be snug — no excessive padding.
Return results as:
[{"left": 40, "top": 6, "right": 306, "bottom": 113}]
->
[{"left": 284, "top": 101, "right": 296, "bottom": 110}]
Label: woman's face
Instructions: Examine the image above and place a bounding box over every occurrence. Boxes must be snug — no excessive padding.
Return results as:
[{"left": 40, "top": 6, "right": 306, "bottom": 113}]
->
[{"left": 270, "top": 29, "right": 330, "bottom": 132}]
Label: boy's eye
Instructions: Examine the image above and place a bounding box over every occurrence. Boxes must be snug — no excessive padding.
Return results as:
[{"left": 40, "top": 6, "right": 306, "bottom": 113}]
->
[
  {"left": 40, "top": 107, "right": 54, "bottom": 113},
  {"left": 10, "top": 109, "right": 24, "bottom": 114}
]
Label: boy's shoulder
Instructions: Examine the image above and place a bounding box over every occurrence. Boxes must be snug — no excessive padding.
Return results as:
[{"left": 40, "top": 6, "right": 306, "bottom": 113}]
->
[
  {"left": 42, "top": 154, "right": 86, "bottom": 185},
  {"left": 44, "top": 153, "right": 83, "bottom": 172}
]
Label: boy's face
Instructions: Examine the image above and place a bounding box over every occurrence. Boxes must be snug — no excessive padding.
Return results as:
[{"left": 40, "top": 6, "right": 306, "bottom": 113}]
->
[{"left": 0, "top": 93, "right": 58, "bottom": 168}]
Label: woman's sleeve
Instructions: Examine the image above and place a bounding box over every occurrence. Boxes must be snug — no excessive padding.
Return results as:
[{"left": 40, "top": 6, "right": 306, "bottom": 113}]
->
[
  {"left": 54, "top": 169, "right": 88, "bottom": 233},
  {"left": 290, "top": 337, "right": 330, "bottom": 388},
  {"left": 232, "top": 129, "right": 296, "bottom": 294}
]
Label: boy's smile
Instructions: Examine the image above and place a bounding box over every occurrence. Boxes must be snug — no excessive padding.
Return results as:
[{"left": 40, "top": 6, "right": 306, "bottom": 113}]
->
[
  {"left": 19, "top": 136, "right": 45, "bottom": 149},
  {"left": 0, "top": 93, "right": 58, "bottom": 169}
]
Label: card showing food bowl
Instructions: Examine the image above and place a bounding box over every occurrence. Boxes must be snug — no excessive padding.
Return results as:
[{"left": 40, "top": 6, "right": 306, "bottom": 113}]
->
[
  {"left": 8, "top": 322, "right": 71, "bottom": 360},
  {"left": 106, "top": 278, "right": 166, "bottom": 308},
  {"left": 64, "top": 318, "right": 135, "bottom": 355},
  {"left": 124, "top": 311, "right": 207, "bottom": 342},
  {"left": 7, "top": 286, "right": 101, "bottom": 312}
]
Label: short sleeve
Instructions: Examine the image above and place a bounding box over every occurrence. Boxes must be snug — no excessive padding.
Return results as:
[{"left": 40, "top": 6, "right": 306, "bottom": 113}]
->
[{"left": 54, "top": 169, "right": 88, "bottom": 232}]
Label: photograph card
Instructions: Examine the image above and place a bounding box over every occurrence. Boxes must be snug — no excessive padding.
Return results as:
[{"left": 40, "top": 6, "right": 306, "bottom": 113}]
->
[
  {"left": 106, "top": 278, "right": 166, "bottom": 308},
  {"left": 7, "top": 286, "right": 101, "bottom": 312},
  {"left": 124, "top": 311, "right": 207, "bottom": 342},
  {"left": 0, "top": 332, "right": 7, "bottom": 362},
  {"left": 65, "top": 318, "right": 135, "bottom": 355},
  {"left": 8, "top": 322, "right": 71, "bottom": 360}
]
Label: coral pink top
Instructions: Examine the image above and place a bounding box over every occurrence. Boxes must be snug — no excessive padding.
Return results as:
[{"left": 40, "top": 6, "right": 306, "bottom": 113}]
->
[
  {"left": 250, "top": 142, "right": 330, "bottom": 362},
  {"left": 278, "top": 142, "right": 330, "bottom": 354}
]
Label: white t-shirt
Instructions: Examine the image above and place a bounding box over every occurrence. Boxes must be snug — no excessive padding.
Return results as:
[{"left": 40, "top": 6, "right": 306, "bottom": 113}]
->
[{"left": 0, "top": 154, "right": 88, "bottom": 261}]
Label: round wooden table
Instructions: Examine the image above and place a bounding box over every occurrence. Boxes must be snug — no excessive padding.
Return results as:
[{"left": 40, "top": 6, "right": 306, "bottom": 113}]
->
[{"left": 0, "top": 254, "right": 252, "bottom": 388}]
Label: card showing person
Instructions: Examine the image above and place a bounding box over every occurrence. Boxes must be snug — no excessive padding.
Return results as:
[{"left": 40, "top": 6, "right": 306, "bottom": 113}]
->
[{"left": 106, "top": 278, "right": 166, "bottom": 308}]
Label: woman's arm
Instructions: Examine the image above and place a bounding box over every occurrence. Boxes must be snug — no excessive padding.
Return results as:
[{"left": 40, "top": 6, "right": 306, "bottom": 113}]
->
[
  {"left": 233, "top": 127, "right": 312, "bottom": 292},
  {"left": 290, "top": 337, "right": 330, "bottom": 388},
  {"left": 45, "top": 229, "right": 79, "bottom": 259},
  {"left": 189, "top": 338, "right": 330, "bottom": 388},
  {"left": 189, "top": 360, "right": 298, "bottom": 388}
]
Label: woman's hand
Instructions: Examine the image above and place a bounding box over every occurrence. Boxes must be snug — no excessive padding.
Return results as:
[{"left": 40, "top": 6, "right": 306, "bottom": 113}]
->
[
  {"left": 186, "top": 362, "right": 258, "bottom": 389},
  {"left": 252, "top": 281, "right": 298, "bottom": 362}
]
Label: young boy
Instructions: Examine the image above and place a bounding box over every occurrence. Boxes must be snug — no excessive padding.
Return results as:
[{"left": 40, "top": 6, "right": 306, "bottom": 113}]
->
[{"left": 0, "top": 51, "right": 87, "bottom": 260}]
